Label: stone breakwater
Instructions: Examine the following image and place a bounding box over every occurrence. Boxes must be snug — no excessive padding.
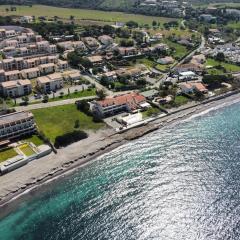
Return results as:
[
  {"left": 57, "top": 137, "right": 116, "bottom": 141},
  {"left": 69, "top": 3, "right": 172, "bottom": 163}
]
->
[{"left": 1, "top": 90, "right": 240, "bottom": 210}]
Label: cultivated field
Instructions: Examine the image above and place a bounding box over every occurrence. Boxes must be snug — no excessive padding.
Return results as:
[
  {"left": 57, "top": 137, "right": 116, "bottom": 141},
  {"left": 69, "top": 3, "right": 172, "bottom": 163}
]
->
[{"left": 0, "top": 4, "right": 178, "bottom": 25}]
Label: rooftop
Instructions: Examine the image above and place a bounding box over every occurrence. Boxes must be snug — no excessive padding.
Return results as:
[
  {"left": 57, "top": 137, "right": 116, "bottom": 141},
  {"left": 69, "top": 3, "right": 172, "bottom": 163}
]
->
[{"left": 0, "top": 111, "right": 33, "bottom": 125}]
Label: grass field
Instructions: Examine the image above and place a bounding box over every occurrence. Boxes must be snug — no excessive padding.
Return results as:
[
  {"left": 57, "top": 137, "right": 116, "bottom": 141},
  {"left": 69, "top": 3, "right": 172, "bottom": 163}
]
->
[
  {"left": 49, "top": 88, "right": 96, "bottom": 102},
  {"left": 19, "top": 144, "right": 36, "bottom": 157},
  {"left": 163, "top": 39, "right": 190, "bottom": 59},
  {"left": 205, "top": 58, "right": 240, "bottom": 73},
  {"left": 0, "top": 148, "right": 18, "bottom": 163},
  {"left": 32, "top": 104, "right": 104, "bottom": 143},
  {"left": 0, "top": 4, "right": 177, "bottom": 25},
  {"left": 174, "top": 95, "right": 189, "bottom": 106},
  {"left": 22, "top": 135, "right": 44, "bottom": 146}
]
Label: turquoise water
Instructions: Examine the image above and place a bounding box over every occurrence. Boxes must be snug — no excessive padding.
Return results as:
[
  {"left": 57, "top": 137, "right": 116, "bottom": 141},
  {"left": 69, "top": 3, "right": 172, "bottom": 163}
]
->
[{"left": 1, "top": 103, "right": 240, "bottom": 240}]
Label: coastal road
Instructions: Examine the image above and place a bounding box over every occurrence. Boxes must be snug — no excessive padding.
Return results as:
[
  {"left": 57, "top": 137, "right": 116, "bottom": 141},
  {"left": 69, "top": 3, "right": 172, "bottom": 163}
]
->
[{"left": 14, "top": 96, "right": 96, "bottom": 111}]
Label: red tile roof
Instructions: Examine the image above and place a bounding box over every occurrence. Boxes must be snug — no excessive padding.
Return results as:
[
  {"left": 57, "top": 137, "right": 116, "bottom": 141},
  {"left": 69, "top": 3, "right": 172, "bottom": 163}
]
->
[{"left": 97, "top": 93, "right": 146, "bottom": 110}]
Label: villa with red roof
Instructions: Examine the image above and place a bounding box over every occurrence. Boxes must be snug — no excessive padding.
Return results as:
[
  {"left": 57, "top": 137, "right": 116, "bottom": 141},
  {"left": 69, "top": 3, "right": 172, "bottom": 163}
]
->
[{"left": 91, "top": 92, "right": 147, "bottom": 118}]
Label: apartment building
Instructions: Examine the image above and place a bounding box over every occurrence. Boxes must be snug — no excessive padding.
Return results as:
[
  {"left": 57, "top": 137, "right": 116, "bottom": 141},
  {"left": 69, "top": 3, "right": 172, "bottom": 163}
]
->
[
  {"left": 21, "top": 67, "right": 40, "bottom": 79},
  {"left": 91, "top": 93, "right": 147, "bottom": 118},
  {"left": 1, "top": 79, "right": 32, "bottom": 97},
  {"left": 0, "top": 111, "right": 36, "bottom": 141},
  {"left": 37, "top": 73, "right": 63, "bottom": 92},
  {"left": 38, "top": 63, "right": 55, "bottom": 74},
  {"left": 4, "top": 70, "right": 21, "bottom": 81}
]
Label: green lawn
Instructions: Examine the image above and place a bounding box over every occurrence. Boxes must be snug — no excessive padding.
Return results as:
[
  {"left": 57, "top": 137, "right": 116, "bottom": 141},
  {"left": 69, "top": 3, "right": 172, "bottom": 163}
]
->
[
  {"left": 19, "top": 144, "right": 36, "bottom": 157},
  {"left": 0, "top": 4, "right": 177, "bottom": 25},
  {"left": 32, "top": 104, "right": 105, "bottom": 143},
  {"left": 0, "top": 148, "right": 18, "bottom": 163},
  {"left": 163, "top": 39, "right": 190, "bottom": 59},
  {"left": 142, "top": 107, "right": 160, "bottom": 118},
  {"left": 49, "top": 88, "right": 96, "bottom": 102},
  {"left": 174, "top": 95, "right": 189, "bottom": 106},
  {"left": 22, "top": 135, "right": 44, "bottom": 146},
  {"left": 136, "top": 58, "right": 155, "bottom": 69},
  {"left": 205, "top": 58, "right": 240, "bottom": 73}
]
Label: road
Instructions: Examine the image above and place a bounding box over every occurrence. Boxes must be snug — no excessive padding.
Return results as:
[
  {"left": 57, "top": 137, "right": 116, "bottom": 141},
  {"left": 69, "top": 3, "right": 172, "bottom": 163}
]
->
[
  {"left": 175, "top": 35, "right": 206, "bottom": 67},
  {"left": 14, "top": 96, "right": 96, "bottom": 111}
]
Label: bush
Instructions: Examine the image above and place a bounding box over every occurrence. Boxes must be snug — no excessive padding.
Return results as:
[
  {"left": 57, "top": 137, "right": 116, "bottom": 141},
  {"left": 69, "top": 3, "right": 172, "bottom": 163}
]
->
[{"left": 54, "top": 131, "right": 88, "bottom": 148}]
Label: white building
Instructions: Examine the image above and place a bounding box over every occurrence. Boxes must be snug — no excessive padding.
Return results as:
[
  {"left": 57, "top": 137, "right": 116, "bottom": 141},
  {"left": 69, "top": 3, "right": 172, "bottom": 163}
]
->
[
  {"left": 1, "top": 79, "right": 32, "bottom": 97},
  {"left": 0, "top": 111, "right": 36, "bottom": 141}
]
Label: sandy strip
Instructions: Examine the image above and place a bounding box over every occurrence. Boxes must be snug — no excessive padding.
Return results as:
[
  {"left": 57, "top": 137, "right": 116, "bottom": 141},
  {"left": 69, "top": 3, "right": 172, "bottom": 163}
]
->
[{"left": 1, "top": 91, "right": 240, "bottom": 214}]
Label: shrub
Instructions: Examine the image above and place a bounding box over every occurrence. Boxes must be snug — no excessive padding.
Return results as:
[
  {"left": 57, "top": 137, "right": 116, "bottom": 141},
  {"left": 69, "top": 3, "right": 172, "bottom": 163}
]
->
[{"left": 54, "top": 131, "right": 88, "bottom": 148}]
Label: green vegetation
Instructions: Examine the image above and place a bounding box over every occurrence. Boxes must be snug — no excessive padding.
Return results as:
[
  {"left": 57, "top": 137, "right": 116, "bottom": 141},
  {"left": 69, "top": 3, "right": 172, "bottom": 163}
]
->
[
  {"left": 49, "top": 89, "right": 96, "bottom": 102},
  {"left": 19, "top": 144, "right": 36, "bottom": 157},
  {"left": 163, "top": 39, "right": 190, "bottom": 59},
  {"left": 205, "top": 58, "right": 240, "bottom": 73},
  {"left": 0, "top": 5, "right": 177, "bottom": 25},
  {"left": 0, "top": 148, "right": 17, "bottom": 163},
  {"left": 22, "top": 135, "right": 44, "bottom": 146},
  {"left": 32, "top": 104, "right": 104, "bottom": 143},
  {"left": 174, "top": 95, "right": 189, "bottom": 106},
  {"left": 142, "top": 107, "right": 160, "bottom": 118}
]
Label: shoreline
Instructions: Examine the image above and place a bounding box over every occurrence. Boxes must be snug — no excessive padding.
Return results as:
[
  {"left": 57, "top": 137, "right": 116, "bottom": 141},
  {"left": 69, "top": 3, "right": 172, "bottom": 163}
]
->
[{"left": 1, "top": 91, "right": 240, "bottom": 218}]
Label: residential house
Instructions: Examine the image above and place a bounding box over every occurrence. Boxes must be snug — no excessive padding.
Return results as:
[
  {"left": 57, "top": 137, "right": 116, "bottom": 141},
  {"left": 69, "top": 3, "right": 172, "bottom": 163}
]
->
[
  {"left": 5, "top": 30, "right": 16, "bottom": 38},
  {"left": 102, "top": 71, "right": 117, "bottom": 81},
  {"left": 157, "top": 56, "right": 174, "bottom": 65},
  {"left": 0, "top": 111, "right": 36, "bottom": 141},
  {"left": 87, "top": 55, "right": 104, "bottom": 66},
  {"left": 98, "top": 35, "right": 114, "bottom": 45},
  {"left": 83, "top": 37, "right": 100, "bottom": 50},
  {"left": 117, "top": 47, "right": 138, "bottom": 56}
]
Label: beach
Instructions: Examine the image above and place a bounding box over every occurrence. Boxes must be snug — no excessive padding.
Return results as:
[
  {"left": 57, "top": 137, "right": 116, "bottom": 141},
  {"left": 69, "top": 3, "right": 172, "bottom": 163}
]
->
[{"left": 0, "top": 91, "right": 240, "bottom": 211}]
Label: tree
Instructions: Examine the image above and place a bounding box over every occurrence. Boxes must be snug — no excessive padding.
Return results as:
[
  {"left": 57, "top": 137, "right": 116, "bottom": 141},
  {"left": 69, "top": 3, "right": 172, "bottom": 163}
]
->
[
  {"left": 74, "top": 119, "right": 80, "bottom": 129},
  {"left": 59, "top": 92, "right": 64, "bottom": 98},
  {"left": 152, "top": 20, "right": 157, "bottom": 27},
  {"left": 21, "top": 96, "right": 29, "bottom": 105},
  {"left": 215, "top": 52, "right": 225, "bottom": 62},
  {"left": 96, "top": 89, "right": 106, "bottom": 100},
  {"left": 126, "top": 21, "right": 138, "bottom": 29},
  {"left": 43, "top": 95, "right": 49, "bottom": 103}
]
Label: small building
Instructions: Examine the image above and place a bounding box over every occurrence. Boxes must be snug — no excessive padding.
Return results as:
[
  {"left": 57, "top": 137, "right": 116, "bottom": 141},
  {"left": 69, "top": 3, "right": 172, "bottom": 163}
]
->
[
  {"left": 179, "top": 71, "right": 196, "bottom": 81},
  {"left": 1, "top": 80, "right": 32, "bottom": 97},
  {"left": 87, "top": 55, "right": 104, "bottom": 66},
  {"left": 0, "top": 111, "right": 36, "bottom": 141},
  {"left": 102, "top": 71, "right": 117, "bottom": 81},
  {"left": 58, "top": 60, "right": 69, "bottom": 70},
  {"left": 141, "top": 89, "right": 159, "bottom": 100},
  {"left": 179, "top": 82, "right": 194, "bottom": 94},
  {"left": 98, "top": 35, "right": 114, "bottom": 45},
  {"left": 157, "top": 56, "right": 174, "bottom": 65},
  {"left": 20, "top": 16, "right": 33, "bottom": 23},
  {"left": 117, "top": 47, "right": 138, "bottom": 56},
  {"left": 83, "top": 37, "right": 100, "bottom": 50}
]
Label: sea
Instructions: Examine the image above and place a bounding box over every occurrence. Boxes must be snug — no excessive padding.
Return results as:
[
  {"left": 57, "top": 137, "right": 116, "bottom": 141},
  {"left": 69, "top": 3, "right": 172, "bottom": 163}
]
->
[{"left": 0, "top": 101, "right": 240, "bottom": 240}]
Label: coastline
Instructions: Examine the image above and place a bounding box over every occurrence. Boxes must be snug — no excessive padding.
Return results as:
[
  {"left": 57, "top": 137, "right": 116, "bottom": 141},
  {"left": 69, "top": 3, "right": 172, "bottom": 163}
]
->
[{"left": 1, "top": 91, "right": 240, "bottom": 217}]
